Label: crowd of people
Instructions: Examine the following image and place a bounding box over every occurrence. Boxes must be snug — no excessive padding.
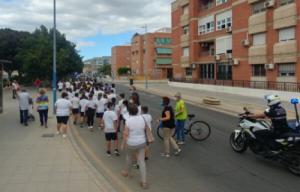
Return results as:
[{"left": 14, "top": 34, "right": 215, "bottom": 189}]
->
[{"left": 13, "top": 78, "right": 189, "bottom": 189}]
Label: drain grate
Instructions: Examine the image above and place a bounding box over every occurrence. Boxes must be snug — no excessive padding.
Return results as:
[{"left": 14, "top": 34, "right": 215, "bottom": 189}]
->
[{"left": 42, "top": 133, "right": 55, "bottom": 138}]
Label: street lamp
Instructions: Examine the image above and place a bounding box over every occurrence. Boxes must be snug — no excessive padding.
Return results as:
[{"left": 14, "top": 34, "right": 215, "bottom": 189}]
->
[
  {"left": 0, "top": 59, "right": 12, "bottom": 114},
  {"left": 141, "top": 24, "right": 148, "bottom": 89},
  {"left": 52, "top": 0, "right": 57, "bottom": 114}
]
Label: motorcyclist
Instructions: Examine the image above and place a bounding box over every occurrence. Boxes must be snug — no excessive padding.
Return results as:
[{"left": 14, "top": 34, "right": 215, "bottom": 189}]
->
[{"left": 249, "top": 94, "right": 290, "bottom": 150}]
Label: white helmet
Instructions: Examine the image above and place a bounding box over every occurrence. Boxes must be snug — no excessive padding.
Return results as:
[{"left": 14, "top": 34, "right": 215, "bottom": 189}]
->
[{"left": 265, "top": 94, "right": 281, "bottom": 106}]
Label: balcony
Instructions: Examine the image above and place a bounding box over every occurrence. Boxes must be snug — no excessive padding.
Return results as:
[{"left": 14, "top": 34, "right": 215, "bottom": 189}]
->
[
  {"left": 248, "top": 45, "right": 267, "bottom": 64},
  {"left": 156, "top": 58, "right": 172, "bottom": 65},
  {"left": 180, "top": 0, "right": 189, "bottom": 6},
  {"left": 201, "top": 1, "right": 214, "bottom": 10},
  {"left": 180, "top": 14, "right": 189, "bottom": 27},
  {"left": 273, "top": 3, "right": 297, "bottom": 29},
  {"left": 274, "top": 40, "right": 297, "bottom": 63},
  {"left": 181, "top": 56, "right": 189, "bottom": 66},
  {"left": 248, "top": 12, "right": 266, "bottom": 34},
  {"left": 172, "top": 0, "right": 179, "bottom": 11},
  {"left": 277, "top": 76, "right": 296, "bottom": 83},
  {"left": 181, "top": 40, "right": 189, "bottom": 47},
  {"left": 181, "top": 34, "right": 189, "bottom": 42}
]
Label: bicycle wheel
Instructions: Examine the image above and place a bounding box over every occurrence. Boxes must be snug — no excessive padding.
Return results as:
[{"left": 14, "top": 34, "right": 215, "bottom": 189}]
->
[{"left": 189, "top": 121, "right": 211, "bottom": 141}]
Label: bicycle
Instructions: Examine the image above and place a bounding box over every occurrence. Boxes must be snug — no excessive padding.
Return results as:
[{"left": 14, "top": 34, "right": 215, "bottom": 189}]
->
[{"left": 156, "top": 114, "right": 211, "bottom": 141}]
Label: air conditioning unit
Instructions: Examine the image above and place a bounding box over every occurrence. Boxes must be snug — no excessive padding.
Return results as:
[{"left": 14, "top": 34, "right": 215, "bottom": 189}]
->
[
  {"left": 233, "top": 59, "right": 239, "bottom": 65},
  {"left": 226, "top": 26, "right": 232, "bottom": 33},
  {"left": 265, "top": 63, "right": 274, "bottom": 70},
  {"left": 264, "top": 0, "right": 275, "bottom": 8},
  {"left": 242, "top": 39, "right": 250, "bottom": 47},
  {"left": 226, "top": 53, "right": 232, "bottom": 59},
  {"left": 191, "top": 64, "right": 196, "bottom": 69},
  {"left": 215, "top": 55, "right": 221, "bottom": 61},
  {"left": 201, "top": 42, "right": 209, "bottom": 48}
]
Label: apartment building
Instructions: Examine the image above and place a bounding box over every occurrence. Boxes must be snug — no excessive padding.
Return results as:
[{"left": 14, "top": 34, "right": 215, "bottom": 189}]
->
[
  {"left": 172, "top": 0, "right": 300, "bottom": 87},
  {"left": 111, "top": 45, "right": 131, "bottom": 79},
  {"left": 83, "top": 56, "right": 111, "bottom": 74},
  {"left": 131, "top": 29, "right": 173, "bottom": 80}
]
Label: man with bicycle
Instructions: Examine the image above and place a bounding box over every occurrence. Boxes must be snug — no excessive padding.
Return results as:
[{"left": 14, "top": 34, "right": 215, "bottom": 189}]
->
[{"left": 174, "top": 92, "right": 188, "bottom": 145}]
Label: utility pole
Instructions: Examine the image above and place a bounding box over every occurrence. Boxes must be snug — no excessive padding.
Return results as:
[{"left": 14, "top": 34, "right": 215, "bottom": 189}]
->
[
  {"left": 141, "top": 24, "right": 148, "bottom": 89},
  {"left": 52, "top": 0, "right": 57, "bottom": 114}
]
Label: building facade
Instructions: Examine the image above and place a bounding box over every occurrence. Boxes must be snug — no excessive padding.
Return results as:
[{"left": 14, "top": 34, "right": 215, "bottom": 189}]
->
[
  {"left": 131, "top": 29, "right": 173, "bottom": 80},
  {"left": 83, "top": 56, "right": 111, "bottom": 74},
  {"left": 111, "top": 45, "right": 131, "bottom": 79},
  {"left": 172, "top": 0, "right": 300, "bottom": 88}
]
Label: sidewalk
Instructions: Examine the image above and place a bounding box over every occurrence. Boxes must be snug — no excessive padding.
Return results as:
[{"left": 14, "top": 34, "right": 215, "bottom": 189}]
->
[
  {"left": 126, "top": 82, "right": 297, "bottom": 119},
  {"left": 0, "top": 89, "right": 115, "bottom": 192}
]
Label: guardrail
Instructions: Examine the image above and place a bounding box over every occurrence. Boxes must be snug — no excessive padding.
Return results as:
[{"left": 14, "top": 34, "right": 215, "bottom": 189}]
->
[{"left": 170, "top": 78, "right": 300, "bottom": 92}]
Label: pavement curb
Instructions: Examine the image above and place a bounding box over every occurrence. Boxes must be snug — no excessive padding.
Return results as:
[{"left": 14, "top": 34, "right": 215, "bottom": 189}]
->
[{"left": 68, "top": 125, "right": 117, "bottom": 192}]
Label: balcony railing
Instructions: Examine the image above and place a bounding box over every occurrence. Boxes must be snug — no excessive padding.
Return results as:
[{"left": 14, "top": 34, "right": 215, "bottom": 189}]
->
[
  {"left": 201, "top": 1, "right": 214, "bottom": 10},
  {"left": 170, "top": 78, "right": 300, "bottom": 92}
]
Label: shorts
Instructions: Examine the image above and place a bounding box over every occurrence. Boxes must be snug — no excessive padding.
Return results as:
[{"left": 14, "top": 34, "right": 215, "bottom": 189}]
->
[
  {"left": 80, "top": 112, "right": 85, "bottom": 117},
  {"left": 56, "top": 116, "right": 69, "bottom": 124},
  {"left": 96, "top": 112, "right": 104, "bottom": 118},
  {"left": 105, "top": 132, "right": 117, "bottom": 141},
  {"left": 72, "top": 108, "right": 79, "bottom": 114}
]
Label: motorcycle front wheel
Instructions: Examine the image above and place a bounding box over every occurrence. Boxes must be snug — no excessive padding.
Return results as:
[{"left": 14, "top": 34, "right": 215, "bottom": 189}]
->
[
  {"left": 230, "top": 132, "right": 248, "bottom": 153},
  {"left": 287, "top": 154, "right": 300, "bottom": 176}
]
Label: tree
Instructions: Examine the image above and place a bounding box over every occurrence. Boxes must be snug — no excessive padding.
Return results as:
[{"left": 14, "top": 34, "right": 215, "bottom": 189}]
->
[
  {"left": 117, "top": 67, "right": 131, "bottom": 76},
  {"left": 98, "top": 64, "right": 111, "bottom": 76}
]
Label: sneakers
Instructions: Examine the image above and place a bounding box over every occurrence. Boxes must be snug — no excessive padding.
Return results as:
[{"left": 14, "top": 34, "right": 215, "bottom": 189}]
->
[
  {"left": 62, "top": 134, "right": 67, "bottom": 139},
  {"left": 88, "top": 126, "right": 94, "bottom": 132},
  {"left": 178, "top": 141, "right": 185, "bottom": 145},
  {"left": 114, "top": 149, "right": 120, "bottom": 156},
  {"left": 56, "top": 131, "right": 61, "bottom": 135},
  {"left": 174, "top": 148, "right": 182, "bottom": 156},
  {"left": 106, "top": 151, "right": 111, "bottom": 156},
  {"left": 132, "top": 163, "right": 139, "bottom": 169},
  {"left": 160, "top": 153, "right": 170, "bottom": 158}
]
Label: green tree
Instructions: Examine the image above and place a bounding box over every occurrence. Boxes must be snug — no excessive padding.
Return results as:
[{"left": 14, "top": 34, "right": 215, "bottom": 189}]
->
[
  {"left": 98, "top": 64, "right": 111, "bottom": 76},
  {"left": 117, "top": 67, "right": 131, "bottom": 76}
]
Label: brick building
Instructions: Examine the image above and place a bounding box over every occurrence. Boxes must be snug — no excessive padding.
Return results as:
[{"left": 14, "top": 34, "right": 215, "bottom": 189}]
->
[
  {"left": 111, "top": 45, "right": 131, "bottom": 79},
  {"left": 131, "top": 28, "right": 173, "bottom": 80},
  {"left": 171, "top": 0, "right": 300, "bottom": 88}
]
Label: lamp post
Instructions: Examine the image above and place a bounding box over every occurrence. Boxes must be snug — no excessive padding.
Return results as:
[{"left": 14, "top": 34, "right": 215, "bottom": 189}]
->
[
  {"left": 0, "top": 60, "right": 12, "bottom": 114},
  {"left": 141, "top": 24, "right": 148, "bottom": 89},
  {"left": 52, "top": 0, "right": 57, "bottom": 114}
]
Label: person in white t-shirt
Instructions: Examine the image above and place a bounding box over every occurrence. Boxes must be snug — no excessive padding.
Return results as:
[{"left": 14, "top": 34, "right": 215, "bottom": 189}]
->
[
  {"left": 71, "top": 93, "right": 80, "bottom": 125},
  {"left": 141, "top": 106, "right": 152, "bottom": 161},
  {"left": 103, "top": 102, "right": 119, "bottom": 156},
  {"left": 96, "top": 93, "right": 108, "bottom": 129},
  {"left": 121, "top": 104, "right": 148, "bottom": 189},
  {"left": 79, "top": 94, "right": 89, "bottom": 127},
  {"left": 85, "top": 94, "right": 97, "bottom": 131},
  {"left": 58, "top": 81, "right": 64, "bottom": 92},
  {"left": 107, "top": 90, "right": 117, "bottom": 102},
  {"left": 55, "top": 92, "right": 72, "bottom": 138},
  {"left": 65, "top": 81, "right": 71, "bottom": 89}
]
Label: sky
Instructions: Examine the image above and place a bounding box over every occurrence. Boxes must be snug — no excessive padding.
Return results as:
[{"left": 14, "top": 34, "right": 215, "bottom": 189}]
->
[{"left": 0, "top": 0, "right": 172, "bottom": 60}]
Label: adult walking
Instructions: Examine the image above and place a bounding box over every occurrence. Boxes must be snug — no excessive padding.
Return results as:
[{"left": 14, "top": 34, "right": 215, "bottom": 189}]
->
[
  {"left": 121, "top": 104, "right": 148, "bottom": 189},
  {"left": 174, "top": 92, "right": 187, "bottom": 145},
  {"left": 18, "top": 89, "right": 31, "bottom": 126},
  {"left": 159, "top": 96, "right": 181, "bottom": 157},
  {"left": 86, "top": 94, "right": 97, "bottom": 131},
  {"left": 55, "top": 92, "right": 72, "bottom": 138},
  {"left": 36, "top": 89, "right": 49, "bottom": 128}
]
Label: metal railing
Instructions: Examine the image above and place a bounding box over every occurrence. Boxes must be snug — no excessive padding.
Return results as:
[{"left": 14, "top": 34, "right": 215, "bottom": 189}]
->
[{"left": 170, "top": 78, "right": 300, "bottom": 92}]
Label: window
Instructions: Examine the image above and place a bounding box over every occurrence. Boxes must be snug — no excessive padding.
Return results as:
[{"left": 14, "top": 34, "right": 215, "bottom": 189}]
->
[
  {"left": 183, "top": 47, "right": 189, "bottom": 57},
  {"left": 252, "top": 1, "right": 266, "bottom": 14},
  {"left": 253, "top": 33, "right": 266, "bottom": 46},
  {"left": 198, "top": 15, "right": 214, "bottom": 35},
  {"left": 183, "top": 25, "right": 189, "bottom": 35},
  {"left": 252, "top": 64, "right": 266, "bottom": 76},
  {"left": 279, "top": 27, "right": 295, "bottom": 42},
  {"left": 217, "top": 63, "right": 232, "bottom": 80},
  {"left": 156, "top": 38, "right": 172, "bottom": 45},
  {"left": 278, "top": 63, "right": 295, "bottom": 76},
  {"left": 185, "top": 68, "right": 193, "bottom": 76},
  {"left": 216, "top": 35, "right": 232, "bottom": 55},
  {"left": 216, "top": 10, "right": 232, "bottom": 30},
  {"left": 216, "top": 0, "right": 227, "bottom": 6},
  {"left": 182, "top": 5, "right": 189, "bottom": 15},
  {"left": 200, "top": 64, "right": 215, "bottom": 79},
  {"left": 280, "top": 0, "right": 294, "bottom": 6}
]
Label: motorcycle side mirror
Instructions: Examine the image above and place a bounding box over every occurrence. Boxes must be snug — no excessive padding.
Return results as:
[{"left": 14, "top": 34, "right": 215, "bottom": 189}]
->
[{"left": 291, "top": 98, "right": 299, "bottom": 105}]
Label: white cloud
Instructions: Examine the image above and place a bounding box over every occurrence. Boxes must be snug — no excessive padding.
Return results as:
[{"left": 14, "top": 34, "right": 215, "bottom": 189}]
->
[
  {"left": 0, "top": 0, "right": 172, "bottom": 43},
  {"left": 76, "top": 41, "right": 96, "bottom": 48}
]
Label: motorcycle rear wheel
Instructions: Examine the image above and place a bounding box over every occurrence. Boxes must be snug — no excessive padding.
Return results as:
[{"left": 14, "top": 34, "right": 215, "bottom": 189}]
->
[
  {"left": 230, "top": 132, "right": 248, "bottom": 153},
  {"left": 287, "top": 154, "right": 300, "bottom": 176}
]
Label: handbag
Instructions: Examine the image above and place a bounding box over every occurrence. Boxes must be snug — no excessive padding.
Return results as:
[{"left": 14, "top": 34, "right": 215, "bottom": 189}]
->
[{"left": 142, "top": 116, "right": 155, "bottom": 144}]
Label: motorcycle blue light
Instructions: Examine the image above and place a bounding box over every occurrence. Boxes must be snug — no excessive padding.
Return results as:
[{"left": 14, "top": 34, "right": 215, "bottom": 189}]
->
[{"left": 291, "top": 98, "right": 299, "bottom": 105}]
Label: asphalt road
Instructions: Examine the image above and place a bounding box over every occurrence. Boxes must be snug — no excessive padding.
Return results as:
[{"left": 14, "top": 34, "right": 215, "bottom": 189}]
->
[{"left": 71, "top": 84, "right": 300, "bottom": 192}]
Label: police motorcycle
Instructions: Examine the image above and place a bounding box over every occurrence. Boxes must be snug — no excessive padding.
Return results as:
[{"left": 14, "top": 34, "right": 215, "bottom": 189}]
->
[{"left": 230, "top": 98, "right": 300, "bottom": 176}]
